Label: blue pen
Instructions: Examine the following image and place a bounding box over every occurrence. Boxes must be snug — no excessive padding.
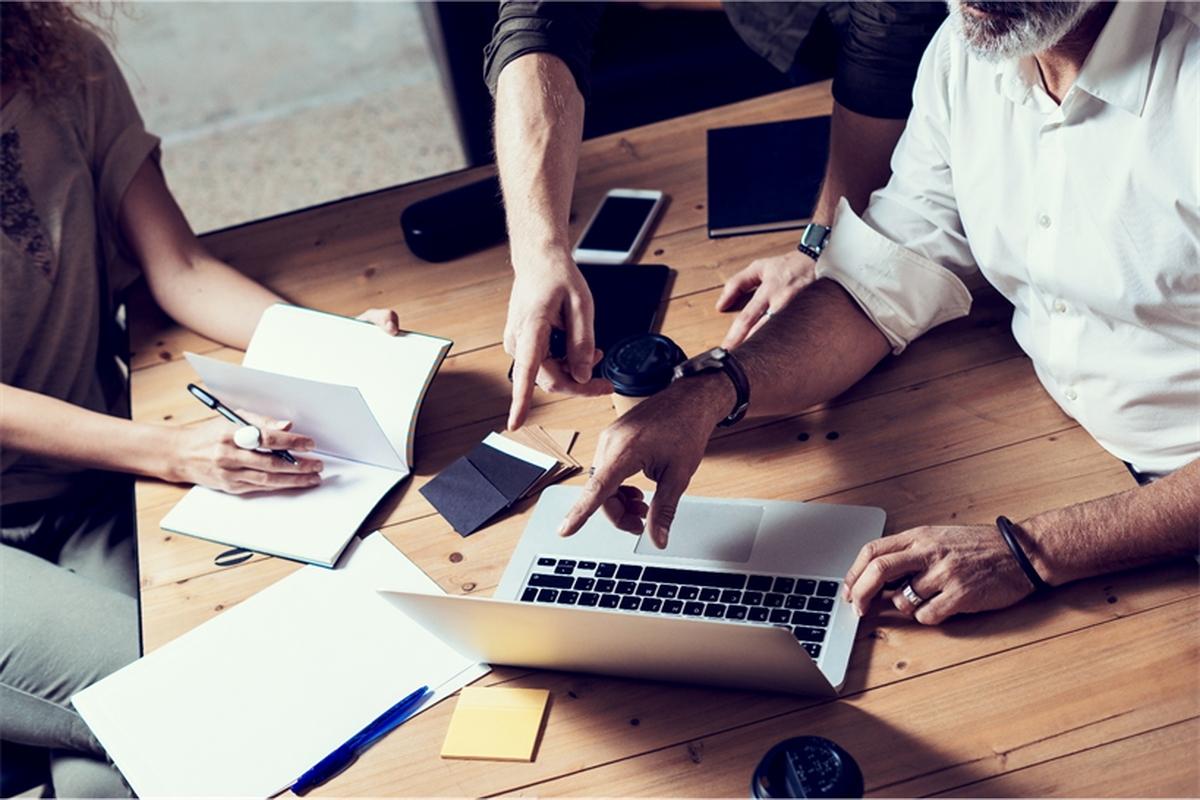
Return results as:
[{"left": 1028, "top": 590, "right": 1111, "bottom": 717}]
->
[{"left": 291, "top": 685, "right": 432, "bottom": 795}]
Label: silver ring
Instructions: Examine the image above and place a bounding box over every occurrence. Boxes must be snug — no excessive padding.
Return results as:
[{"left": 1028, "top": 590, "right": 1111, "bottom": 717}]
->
[
  {"left": 762, "top": 310, "right": 773, "bottom": 319},
  {"left": 900, "top": 582, "right": 925, "bottom": 608},
  {"left": 588, "top": 466, "right": 596, "bottom": 477},
  {"left": 233, "top": 425, "right": 262, "bottom": 451}
]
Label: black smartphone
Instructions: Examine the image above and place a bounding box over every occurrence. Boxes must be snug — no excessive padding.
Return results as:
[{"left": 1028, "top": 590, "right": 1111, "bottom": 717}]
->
[{"left": 512, "top": 263, "right": 672, "bottom": 379}]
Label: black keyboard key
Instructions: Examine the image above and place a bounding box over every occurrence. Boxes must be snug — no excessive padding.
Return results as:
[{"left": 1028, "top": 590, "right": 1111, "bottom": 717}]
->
[
  {"left": 817, "top": 580, "right": 840, "bottom": 597},
  {"left": 615, "top": 580, "right": 637, "bottom": 595},
  {"left": 619, "top": 596, "right": 642, "bottom": 611},
  {"left": 554, "top": 564, "right": 575, "bottom": 575},
  {"left": 773, "top": 577, "right": 795, "bottom": 594},
  {"left": 636, "top": 582, "right": 658, "bottom": 597},
  {"left": 579, "top": 593, "right": 600, "bottom": 607},
  {"left": 536, "top": 589, "right": 558, "bottom": 603},
  {"left": 785, "top": 594, "right": 807, "bottom": 610},
  {"left": 599, "top": 594, "right": 620, "bottom": 608},
  {"left": 641, "top": 565, "right": 747, "bottom": 589},
  {"left": 529, "top": 573, "right": 574, "bottom": 589},
  {"left": 683, "top": 602, "right": 705, "bottom": 616},
  {"left": 802, "top": 643, "right": 822, "bottom": 658},
  {"left": 764, "top": 593, "right": 786, "bottom": 608},
  {"left": 537, "top": 557, "right": 556, "bottom": 567},
  {"left": 699, "top": 588, "right": 720, "bottom": 602},
  {"left": 795, "top": 579, "right": 817, "bottom": 595},
  {"left": 749, "top": 607, "right": 770, "bottom": 622},
  {"left": 596, "top": 563, "right": 617, "bottom": 578},
  {"left": 704, "top": 603, "right": 727, "bottom": 618},
  {"left": 792, "top": 627, "right": 826, "bottom": 642},
  {"left": 808, "top": 597, "right": 835, "bottom": 612},
  {"left": 596, "top": 579, "right": 616, "bottom": 593},
  {"left": 557, "top": 591, "right": 580, "bottom": 605},
  {"left": 641, "top": 597, "right": 662, "bottom": 613},
  {"left": 663, "top": 600, "right": 684, "bottom": 615},
  {"left": 579, "top": 561, "right": 597, "bottom": 570},
  {"left": 726, "top": 605, "right": 748, "bottom": 620},
  {"left": 616, "top": 564, "right": 643, "bottom": 580},
  {"left": 769, "top": 609, "right": 792, "bottom": 624},
  {"left": 521, "top": 587, "right": 537, "bottom": 602},
  {"left": 678, "top": 586, "right": 700, "bottom": 600},
  {"left": 742, "top": 591, "right": 763, "bottom": 606},
  {"left": 791, "top": 611, "right": 830, "bottom": 627},
  {"left": 574, "top": 577, "right": 595, "bottom": 591},
  {"left": 747, "top": 575, "right": 773, "bottom": 591},
  {"left": 656, "top": 584, "right": 678, "bottom": 599},
  {"left": 720, "top": 589, "right": 742, "bottom": 604}
]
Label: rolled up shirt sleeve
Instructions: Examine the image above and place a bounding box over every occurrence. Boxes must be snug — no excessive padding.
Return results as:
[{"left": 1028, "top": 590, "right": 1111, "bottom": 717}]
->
[
  {"left": 483, "top": 1, "right": 605, "bottom": 101},
  {"left": 833, "top": 2, "right": 946, "bottom": 119}
]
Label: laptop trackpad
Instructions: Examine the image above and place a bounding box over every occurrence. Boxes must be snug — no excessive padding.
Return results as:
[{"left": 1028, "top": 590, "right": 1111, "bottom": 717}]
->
[{"left": 633, "top": 500, "right": 763, "bottom": 563}]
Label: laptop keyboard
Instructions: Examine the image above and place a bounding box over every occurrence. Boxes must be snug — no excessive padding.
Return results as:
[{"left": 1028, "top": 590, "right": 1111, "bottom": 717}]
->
[{"left": 518, "top": 555, "right": 841, "bottom": 659}]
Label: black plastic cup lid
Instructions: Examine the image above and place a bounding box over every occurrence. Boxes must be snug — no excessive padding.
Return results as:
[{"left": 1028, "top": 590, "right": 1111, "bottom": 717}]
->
[
  {"left": 601, "top": 334, "right": 685, "bottom": 397},
  {"left": 751, "top": 736, "right": 864, "bottom": 799}
]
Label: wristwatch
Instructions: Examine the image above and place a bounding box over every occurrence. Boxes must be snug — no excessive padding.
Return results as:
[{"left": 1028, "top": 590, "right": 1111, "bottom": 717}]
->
[
  {"left": 672, "top": 346, "right": 750, "bottom": 427},
  {"left": 796, "top": 223, "right": 831, "bottom": 261}
]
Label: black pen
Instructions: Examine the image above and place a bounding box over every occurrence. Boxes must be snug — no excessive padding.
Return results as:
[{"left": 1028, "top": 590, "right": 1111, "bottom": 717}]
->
[{"left": 186, "top": 383, "right": 298, "bottom": 464}]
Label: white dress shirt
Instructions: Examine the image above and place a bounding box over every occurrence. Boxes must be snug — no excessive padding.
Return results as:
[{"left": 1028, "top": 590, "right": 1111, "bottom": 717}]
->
[{"left": 816, "top": 1, "right": 1200, "bottom": 478}]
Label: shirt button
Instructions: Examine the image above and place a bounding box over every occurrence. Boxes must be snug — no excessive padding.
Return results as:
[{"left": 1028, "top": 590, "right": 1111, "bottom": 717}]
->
[
  {"left": 1053, "top": 300, "right": 1067, "bottom": 313},
  {"left": 1038, "top": 214, "right": 1052, "bottom": 228},
  {"left": 1065, "top": 389, "right": 1078, "bottom": 401}
]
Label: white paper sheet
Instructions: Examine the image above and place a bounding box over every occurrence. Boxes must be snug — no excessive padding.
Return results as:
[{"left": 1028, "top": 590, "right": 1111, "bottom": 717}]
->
[
  {"left": 243, "top": 305, "right": 452, "bottom": 466},
  {"left": 72, "top": 533, "right": 489, "bottom": 798},
  {"left": 160, "top": 454, "right": 403, "bottom": 567}
]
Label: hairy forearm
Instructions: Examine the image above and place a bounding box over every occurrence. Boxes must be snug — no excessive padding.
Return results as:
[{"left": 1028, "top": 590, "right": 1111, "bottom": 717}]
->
[
  {"left": 493, "top": 52, "right": 586, "bottom": 266},
  {"left": 1019, "top": 457, "right": 1200, "bottom": 587},
  {"left": 812, "top": 102, "right": 907, "bottom": 224},
  {"left": 0, "top": 384, "right": 176, "bottom": 480},
  {"left": 733, "top": 279, "right": 892, "bottom": 418}
]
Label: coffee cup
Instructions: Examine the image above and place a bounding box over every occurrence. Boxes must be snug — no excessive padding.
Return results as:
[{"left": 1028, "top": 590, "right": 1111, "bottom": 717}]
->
[{"left": 601, "top": 333, "right": 686, "bottom": 416}]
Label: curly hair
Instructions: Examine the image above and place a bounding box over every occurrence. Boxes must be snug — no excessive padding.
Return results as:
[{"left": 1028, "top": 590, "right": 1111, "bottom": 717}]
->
[{"left": 1, "top": 2, "right": 114, "bottom": 98}]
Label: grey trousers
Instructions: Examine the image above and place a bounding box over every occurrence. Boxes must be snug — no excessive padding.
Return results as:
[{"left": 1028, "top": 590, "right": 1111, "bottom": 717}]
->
[{"left": 1, "top": 473, "right": 139, "bottom": 798}]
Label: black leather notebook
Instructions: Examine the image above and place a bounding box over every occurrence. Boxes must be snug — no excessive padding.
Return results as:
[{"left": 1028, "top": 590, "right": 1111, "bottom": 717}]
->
[{"left": 706, "top": 115, "right": 831, "bottom": 238}]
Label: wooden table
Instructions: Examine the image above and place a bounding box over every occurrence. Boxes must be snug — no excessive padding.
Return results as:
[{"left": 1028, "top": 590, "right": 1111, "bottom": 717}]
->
[{"left": 129, "top": 81, "right": 1199, "bottom": 797}]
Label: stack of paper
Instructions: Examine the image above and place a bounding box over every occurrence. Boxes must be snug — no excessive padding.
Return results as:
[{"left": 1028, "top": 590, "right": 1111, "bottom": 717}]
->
[
  {"left": 72, "top": 534, "right": 488, "bottom": 798},
  {"left": 420, "top": 429, "right": 581, "bottom": 536}
]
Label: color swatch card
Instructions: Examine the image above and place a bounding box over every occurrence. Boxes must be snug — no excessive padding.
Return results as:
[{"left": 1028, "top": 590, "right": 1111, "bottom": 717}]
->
[{"left": 440, "top": 686, "right": 551, "bottom": 762}]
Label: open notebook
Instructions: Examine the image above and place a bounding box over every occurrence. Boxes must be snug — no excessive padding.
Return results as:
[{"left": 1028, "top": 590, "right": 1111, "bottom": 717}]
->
[{"left": 160, "top": 304, "right": 451, "bottom": 566}]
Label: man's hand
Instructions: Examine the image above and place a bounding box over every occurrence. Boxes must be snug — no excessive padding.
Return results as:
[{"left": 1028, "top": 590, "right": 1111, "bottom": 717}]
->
[
  {"left": 555, "top": 376, "right": 733, "bottom": 547},
  {"left": 842, "top": 524, "right": 1037, "bottom": 624},
  {"left": 716, "top": 250, "right": 817, "bottom": 349},
  {"left": 168, "top": 412, "right": 325, "bottom": 495},
  {"left": 504, "top": 254, "right": 610, "bottom": 430}
]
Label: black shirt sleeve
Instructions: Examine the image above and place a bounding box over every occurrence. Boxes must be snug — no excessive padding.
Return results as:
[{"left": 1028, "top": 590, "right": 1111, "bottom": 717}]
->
[
  {"left": 832, "top": 2, "right": 946, "bottom": 119},
  {"left": 483, "top": 1, "right": 605, "bottom": 101}
]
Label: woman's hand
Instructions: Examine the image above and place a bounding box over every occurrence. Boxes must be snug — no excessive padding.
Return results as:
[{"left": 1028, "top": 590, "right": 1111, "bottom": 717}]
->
[
  {"left": 356, "top": 308, "right": 401, "bottom": 335},
  {"left": 167, "top": 411, "right": 325, "bottom": 495}
]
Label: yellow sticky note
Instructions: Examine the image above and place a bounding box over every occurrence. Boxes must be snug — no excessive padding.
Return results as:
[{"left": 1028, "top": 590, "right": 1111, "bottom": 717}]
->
[{"left": 440, "top": 686, "right": 551, "bottom": 761}]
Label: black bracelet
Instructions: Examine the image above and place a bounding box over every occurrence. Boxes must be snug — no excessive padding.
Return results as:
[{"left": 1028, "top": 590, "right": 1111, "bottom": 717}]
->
[{"left": 996, "top": 516, "right": 1050, "bottom": 593}]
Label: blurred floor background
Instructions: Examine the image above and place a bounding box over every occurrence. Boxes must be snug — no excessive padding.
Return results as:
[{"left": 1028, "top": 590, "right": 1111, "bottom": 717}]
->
[{"left": 110, "top": 2, "right": 467, "bottom": 234}]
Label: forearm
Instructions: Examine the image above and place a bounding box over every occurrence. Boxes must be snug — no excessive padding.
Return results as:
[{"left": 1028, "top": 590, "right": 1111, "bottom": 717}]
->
[
  {"left": 1, "top": 384, "right": 177, "bottom": 481},
  {"left": 119, "top": 158, "right": 285, "bottom": 350},
  {"left": 1019, "top": 457, "right": 1200, "bottom": 587},
  {"left": 493, "top": 52, "right": 586, "bottom": 269},
  {"left": 733, "top": 279, "right": 892, "bottom": 418},
  {"left": 811, "top": 102, "right": 907, "bottom": 224}
]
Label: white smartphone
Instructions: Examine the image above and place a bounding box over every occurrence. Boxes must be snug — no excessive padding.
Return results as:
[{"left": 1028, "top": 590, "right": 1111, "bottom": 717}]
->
[{"left": 572, "top": 188, "right": 665, "bottom": 265}]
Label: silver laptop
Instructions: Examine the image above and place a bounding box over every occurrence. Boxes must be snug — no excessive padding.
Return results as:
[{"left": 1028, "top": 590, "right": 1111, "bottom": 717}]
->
[{"left": 383, "top": 486, "right": 884, "bottom": 696}]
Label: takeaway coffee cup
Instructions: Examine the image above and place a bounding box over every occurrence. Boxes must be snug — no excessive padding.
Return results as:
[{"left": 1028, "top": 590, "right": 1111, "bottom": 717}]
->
[
  {"left": 601, "top": 333, "right": 686, "bottom": 416},
  {"left": 750, "top": 736, "right": 863, "bottom": 799}
]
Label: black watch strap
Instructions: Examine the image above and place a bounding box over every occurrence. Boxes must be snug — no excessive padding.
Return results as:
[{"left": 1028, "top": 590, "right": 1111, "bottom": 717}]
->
[
  {"left": 673, "top": 347, "right": 750, "bottom": 427},
  {"left": 797, "top": 223, "right": 831, "bottom": 261}
]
